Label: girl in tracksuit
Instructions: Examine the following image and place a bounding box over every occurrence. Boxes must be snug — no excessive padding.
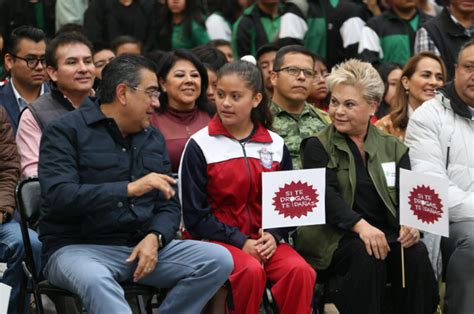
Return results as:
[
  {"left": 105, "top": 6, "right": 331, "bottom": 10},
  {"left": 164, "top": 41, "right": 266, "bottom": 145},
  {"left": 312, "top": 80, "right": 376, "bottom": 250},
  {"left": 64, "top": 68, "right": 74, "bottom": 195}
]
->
[{"left": 179, "top": 60, "right": 316, "bottom": 314}]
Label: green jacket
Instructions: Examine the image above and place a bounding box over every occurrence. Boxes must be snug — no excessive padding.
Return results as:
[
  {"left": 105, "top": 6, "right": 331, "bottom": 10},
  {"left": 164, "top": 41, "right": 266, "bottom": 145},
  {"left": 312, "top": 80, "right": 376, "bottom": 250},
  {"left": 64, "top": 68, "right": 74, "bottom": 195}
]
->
[
  {"left": 359, "top": 9, "right": 431, "bottom": 65},
  {"left": 303, "top": 0, "right": 342, "bottom": 60},
  {"left": 232, "top": 3, "right": 284, "bottom": 58},
  {"left": 172, "top": 20, "right": 210, "bottom": 50},
  {"left": 295, "top": 124, "right": 407, "bottom": 269},
  {"left": 271, "top": 101, "right": 330, "bottom": 170}
]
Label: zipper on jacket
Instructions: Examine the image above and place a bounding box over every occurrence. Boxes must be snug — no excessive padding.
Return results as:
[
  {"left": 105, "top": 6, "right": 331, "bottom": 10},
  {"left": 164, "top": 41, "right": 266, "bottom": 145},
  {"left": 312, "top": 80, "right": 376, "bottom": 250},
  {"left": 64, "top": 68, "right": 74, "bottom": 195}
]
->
[{"left": 239, "top": 141, "right": 253, "bottom": 235}]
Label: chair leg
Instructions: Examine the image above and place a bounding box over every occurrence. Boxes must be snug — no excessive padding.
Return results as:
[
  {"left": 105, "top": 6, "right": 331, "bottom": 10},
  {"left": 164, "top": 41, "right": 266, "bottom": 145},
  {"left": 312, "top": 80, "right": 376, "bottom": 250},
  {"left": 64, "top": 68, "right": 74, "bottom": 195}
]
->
[
  {"left": 146, "top": 297, "right": 153, "bottom": 314},
  {"left": 146, "top": 290, "right": 165, "bottom": 313},
  {"left": 33, "top": 290, "right": 45, "bottom": 314},
  {"left": 18, "top": 275, "right": 28, "bottom": 314},
  {"left": 136, "top": 295, "right": 146, "bottom": 314},
  {"left": 263, "top": 286, "right": 279, "bottom": 314}
]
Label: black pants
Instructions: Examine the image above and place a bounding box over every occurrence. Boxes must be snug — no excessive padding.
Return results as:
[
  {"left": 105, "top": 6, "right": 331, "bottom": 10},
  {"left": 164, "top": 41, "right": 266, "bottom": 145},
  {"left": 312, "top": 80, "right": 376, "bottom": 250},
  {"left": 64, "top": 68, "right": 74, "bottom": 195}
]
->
[{"left": 324, "top": 234, "right": 439, "bottom": 314}]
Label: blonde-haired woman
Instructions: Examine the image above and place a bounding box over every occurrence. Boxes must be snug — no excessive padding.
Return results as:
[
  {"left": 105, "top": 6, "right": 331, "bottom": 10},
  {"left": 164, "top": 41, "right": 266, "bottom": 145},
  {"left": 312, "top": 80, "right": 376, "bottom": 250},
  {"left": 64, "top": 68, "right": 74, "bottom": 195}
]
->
[
  {"left": 297, "top": 59, "right": 439, "bottom": 314},
  {"left": 376, "top": 52, "right": 446, "bottom": 140}
]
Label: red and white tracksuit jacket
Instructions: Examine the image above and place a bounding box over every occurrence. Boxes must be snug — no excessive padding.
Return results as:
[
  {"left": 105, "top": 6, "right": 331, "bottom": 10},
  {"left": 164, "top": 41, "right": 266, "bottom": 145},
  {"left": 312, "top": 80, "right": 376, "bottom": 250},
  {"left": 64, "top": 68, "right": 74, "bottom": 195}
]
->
[{"left": 179, "top": 116, "right": 316, "bottom": 314}]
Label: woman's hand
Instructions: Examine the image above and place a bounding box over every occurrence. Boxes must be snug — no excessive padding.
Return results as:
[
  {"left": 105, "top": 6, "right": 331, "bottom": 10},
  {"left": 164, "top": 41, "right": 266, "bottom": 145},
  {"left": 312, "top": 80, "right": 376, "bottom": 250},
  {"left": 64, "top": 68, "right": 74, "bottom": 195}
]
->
[
  {"left": 256, "top": 230, "right": 277, "bottom": 262},
  {"left": 398, "top": 226, "right": 420, "bottom": 248},
  {"left": 352, "top": 219, "right": 390, "bottom": 260}
]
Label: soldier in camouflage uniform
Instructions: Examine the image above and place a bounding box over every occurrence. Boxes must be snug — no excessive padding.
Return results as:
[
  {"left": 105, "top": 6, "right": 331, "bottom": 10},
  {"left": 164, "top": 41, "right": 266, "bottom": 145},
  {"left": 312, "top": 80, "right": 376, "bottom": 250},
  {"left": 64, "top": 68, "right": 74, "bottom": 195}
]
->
[{"left": 270, "top": 45, "right": 330, "bottom": 169}]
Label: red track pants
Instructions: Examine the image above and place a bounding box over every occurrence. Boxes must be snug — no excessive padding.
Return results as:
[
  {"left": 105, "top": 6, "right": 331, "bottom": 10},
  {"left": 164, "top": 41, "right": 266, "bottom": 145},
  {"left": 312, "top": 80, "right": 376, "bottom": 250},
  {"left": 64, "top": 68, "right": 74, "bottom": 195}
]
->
[{"left": 213, "top": 242, "right": 316, "bottom": 314}]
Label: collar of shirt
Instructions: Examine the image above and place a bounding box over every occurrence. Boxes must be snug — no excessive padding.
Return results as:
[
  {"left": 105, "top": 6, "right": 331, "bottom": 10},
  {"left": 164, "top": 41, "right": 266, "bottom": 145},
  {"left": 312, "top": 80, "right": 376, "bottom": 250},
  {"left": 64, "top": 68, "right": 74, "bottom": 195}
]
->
[
  {"left": 449, "top": 10, "right": 473, "bottom": 35},
  {"left": 469, "top": 106, "right": 474, "bottom": 118},
  {"left": 10, "top": 80, "right": 46, "bottom": 111},
  {"left": 271, "top": 101, "right": 316, "bottom": 118}
]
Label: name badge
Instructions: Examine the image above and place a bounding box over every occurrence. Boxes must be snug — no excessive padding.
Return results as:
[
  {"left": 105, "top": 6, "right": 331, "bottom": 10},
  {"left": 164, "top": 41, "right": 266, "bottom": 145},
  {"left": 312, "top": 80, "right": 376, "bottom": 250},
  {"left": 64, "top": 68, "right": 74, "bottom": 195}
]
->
[{"left": 382, "top": 162, "right": 396, "bottom": 187}]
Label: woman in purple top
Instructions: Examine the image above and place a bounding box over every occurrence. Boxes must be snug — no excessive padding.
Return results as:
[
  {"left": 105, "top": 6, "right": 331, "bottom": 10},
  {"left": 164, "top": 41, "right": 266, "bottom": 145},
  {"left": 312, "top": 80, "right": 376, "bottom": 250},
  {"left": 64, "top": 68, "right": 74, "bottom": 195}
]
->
[{"left": 151, "top": 49, "right": 212, "bottom": 172}]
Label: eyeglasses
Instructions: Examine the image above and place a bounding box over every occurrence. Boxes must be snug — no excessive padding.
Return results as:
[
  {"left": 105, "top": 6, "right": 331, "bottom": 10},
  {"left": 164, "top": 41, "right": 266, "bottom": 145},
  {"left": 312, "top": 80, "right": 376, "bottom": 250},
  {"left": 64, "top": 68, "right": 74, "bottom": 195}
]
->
[
  {"left": 129, "top": 86, "right": 161, "bottom": 102},
  {"left": 11, "top": 54, "right": 46, "bottom": 69},
  {"left": 274, "top": 66, "right": 315, "bottom": 78},
  {"left": 313, "top": 73, "right": 330, "bottom": 82}
]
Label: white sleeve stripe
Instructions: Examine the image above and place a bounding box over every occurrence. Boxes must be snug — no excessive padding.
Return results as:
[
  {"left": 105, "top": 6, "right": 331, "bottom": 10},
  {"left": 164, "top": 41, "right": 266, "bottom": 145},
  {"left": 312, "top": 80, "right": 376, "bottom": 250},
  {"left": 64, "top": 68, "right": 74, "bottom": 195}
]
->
[
  {"left": 206, "top": 14, "right": 232, "bottom": 41},
  {"left": 279, "top": 13, "right": 308, "bottom": 39},
  {"left": 358, "top": 26, "right": 382, "bottom": 58},
  {"left": 191, "top": 128, "right": 285, "bottom": 165},
  {"left": 340, "top": 17, "right": 366, "bottom": 48}
]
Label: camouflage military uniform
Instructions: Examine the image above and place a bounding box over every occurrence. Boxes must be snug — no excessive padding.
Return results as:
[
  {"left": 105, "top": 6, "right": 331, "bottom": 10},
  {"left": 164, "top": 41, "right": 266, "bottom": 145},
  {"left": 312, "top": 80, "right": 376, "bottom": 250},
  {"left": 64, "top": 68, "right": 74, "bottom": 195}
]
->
[{"left": 271, "top": 101, "right": 330, "bottom": 169}]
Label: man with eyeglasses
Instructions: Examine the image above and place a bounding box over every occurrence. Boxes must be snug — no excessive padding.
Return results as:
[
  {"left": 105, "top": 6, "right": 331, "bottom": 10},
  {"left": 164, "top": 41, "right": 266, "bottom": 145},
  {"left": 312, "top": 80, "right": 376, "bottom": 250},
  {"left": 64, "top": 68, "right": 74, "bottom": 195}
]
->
[
  {"left": 16, "top": 31, "right": 95, "bottom": 179},
  {"left": 37, "top": 54, "right": 233, "bottom": 313},
  {"left": 405, "top": 39, "right": 474, "bottom": 314},
  {"left": 270, "top": 45, "right": 330, "bottom": 169},
  {"left": 0, "top": 26, "right": 48, "bottom": 135}
]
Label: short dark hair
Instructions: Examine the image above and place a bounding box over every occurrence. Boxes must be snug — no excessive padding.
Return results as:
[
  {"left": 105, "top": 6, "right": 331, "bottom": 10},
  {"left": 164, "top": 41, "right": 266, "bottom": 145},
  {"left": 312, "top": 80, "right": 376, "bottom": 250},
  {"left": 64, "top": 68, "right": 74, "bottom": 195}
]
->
[
  {"left": 273, "top": 45, "right": 315, "bottom": 71},
  {"left": 274, "top": 37, "right": 304, "bottom": 48},
  {"left": 98, "top": 54, "right": 156, "bottom": 103},
  {"left": 111, "top": 35, "right": 142, "bottom": 54},
  {"left": 45, "top": 32, "right": 93, "bottom": 69},
  {"left": 54, "top": 23, "right": 87, "bottom": 37},
  {"left": 6, "top": 26, "right": 46, "bottom": 55},
  {"left": 93, "top": 42, "right": 112, "bottom": 54},
  {"left": 217, "top": 60, "right": 272, "bottom": 129},
  {"left": 156, "top": 49, "right": 211, "bottom": 114},
  {"left": 458, "top": 39, "right": 474, "bottom": 63},
  {"left": 313, "top": 54, "right": 327, "bottom": 66},
  {"left": 256, "top": 43, "right": 280, "bottom": 63},
  {"left": 192, "top": 45, "right": 227, "bottom": 72},
  {"left": 376, "top": 62, "right": 403, "bottom": 100},
  {"left": 209, "top": 39, "right": 232, "bottom": 49},
  {"left": 145, "top": 49, "right": 167, "bottom": 72}
]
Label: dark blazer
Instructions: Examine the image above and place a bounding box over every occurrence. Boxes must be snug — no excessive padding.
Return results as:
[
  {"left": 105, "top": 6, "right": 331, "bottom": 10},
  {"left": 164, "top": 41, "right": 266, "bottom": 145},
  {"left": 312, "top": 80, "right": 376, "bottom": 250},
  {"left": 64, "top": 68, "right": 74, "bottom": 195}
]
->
[{"left": 0, "top": 81, "right": 50, "bottom": 135}]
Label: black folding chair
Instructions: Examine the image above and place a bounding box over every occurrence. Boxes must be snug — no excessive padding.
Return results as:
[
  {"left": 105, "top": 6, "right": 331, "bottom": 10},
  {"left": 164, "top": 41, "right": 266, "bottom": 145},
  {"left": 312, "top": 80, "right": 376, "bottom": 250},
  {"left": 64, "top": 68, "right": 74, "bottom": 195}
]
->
[
  {"left": 262, "top": 281, "right": 279, "bottom": 314},
  {"left": 16, "top": 177, "right": 162, "bottom": 314}
]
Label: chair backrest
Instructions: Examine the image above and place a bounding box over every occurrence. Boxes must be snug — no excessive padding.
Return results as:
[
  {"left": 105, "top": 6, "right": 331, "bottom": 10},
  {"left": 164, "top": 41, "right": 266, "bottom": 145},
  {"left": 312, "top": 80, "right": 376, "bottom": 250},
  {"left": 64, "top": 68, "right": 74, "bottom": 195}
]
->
[
  {"left": 17, "top": 177, "right": 41, "bottom": 228},
  {"left": 16, "top": 177, "right": 41, "bottom": 280}
]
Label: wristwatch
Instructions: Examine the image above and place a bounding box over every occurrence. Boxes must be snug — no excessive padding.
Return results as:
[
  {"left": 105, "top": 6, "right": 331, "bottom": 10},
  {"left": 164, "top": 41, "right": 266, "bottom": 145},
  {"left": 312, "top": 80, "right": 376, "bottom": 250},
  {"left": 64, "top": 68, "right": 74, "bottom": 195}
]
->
[{"left": 150, "top": 231, "right": 164, "bottom": 249}]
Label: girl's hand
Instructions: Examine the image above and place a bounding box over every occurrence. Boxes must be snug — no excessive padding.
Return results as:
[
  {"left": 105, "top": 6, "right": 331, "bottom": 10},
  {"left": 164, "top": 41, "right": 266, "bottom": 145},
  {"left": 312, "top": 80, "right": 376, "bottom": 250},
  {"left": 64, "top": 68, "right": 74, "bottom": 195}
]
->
[
  {"left": 242, "top": 239, "right": 263, "bottom": 263},
  {"left": 256, "top": 230, "right": 277, "bottom": 262}
]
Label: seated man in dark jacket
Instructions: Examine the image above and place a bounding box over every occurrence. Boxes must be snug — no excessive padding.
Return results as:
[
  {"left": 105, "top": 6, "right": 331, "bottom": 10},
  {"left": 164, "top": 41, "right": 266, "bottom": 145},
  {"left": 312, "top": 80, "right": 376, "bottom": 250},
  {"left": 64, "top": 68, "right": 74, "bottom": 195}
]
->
[{"left": 38, "top": 54, "right": 233, "bottom": 314}]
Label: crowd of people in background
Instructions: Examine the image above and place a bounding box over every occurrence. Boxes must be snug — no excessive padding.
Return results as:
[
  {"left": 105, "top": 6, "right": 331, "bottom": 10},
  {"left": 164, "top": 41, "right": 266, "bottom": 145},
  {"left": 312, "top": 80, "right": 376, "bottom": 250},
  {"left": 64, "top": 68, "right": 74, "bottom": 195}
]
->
[{"left": 0, "top": 0, "right": 473, "bottom": 314}]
